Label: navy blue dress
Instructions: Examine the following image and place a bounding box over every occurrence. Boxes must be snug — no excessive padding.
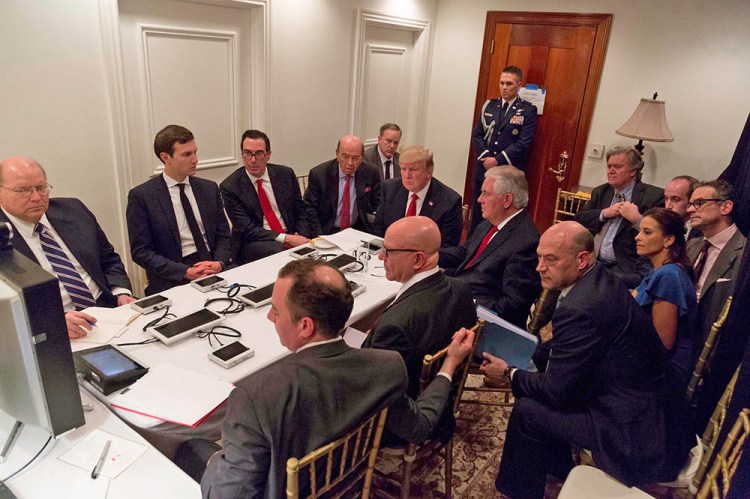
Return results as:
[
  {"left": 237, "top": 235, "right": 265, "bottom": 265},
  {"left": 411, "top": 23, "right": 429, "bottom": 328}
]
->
[{"left": 635, "top": 263, "right": 697, "bottom": 383}]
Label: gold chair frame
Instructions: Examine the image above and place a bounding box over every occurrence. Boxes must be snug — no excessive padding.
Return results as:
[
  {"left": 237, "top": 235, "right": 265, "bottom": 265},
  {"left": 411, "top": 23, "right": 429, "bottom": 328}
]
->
[
  {"left": 286, "top": 406, "right": 389, "bottom": 499},
  {"left": 696, "top": 407, "right": 750, "bottom": 499},
  {"left": 388, "top": 320, "right": 485, "bottom": 499},
  {"left": 553, "top": 188, "right": 591, "bottom": 224},
  {"left": 687, "top": 296, "right": 733, "bottom": 406}
]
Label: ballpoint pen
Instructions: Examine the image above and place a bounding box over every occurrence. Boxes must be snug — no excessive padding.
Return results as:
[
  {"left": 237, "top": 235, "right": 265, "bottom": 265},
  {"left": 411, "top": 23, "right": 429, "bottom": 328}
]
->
[{"left": 91, "top": 440, "right": 111, "bottom": 479}]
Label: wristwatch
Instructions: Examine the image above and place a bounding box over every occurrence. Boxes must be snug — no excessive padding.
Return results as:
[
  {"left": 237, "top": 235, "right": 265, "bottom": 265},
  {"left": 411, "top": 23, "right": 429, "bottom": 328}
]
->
[{"left": 504, "top": 364, "right": 516, "bottom": 383}]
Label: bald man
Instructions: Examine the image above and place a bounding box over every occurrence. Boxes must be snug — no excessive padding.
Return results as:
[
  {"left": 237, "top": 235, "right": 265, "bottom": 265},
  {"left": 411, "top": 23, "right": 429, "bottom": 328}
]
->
[
  {"left": 0, "top": 156, "right": 135, "bottom": 339},
  {"left": 299, "top": 135, "right": 381, "bottom": 237},
  {"left": 482, "top": 222, "right": 690, "bottom": 499},
  {"left": 363, "top": 216, "right": 476, "bottom": 398}
]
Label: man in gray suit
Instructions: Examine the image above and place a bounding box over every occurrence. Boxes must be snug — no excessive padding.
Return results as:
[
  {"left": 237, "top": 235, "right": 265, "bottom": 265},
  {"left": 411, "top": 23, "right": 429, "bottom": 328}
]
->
[
  {"left": 687, "top": 179, "right": 746, "bottom": 431},
  {"left": 195, "top": 258, "right": 475, "bottom": 498},
  {"left": 363, "top": 122, "right": 402, "bottom": 180}
]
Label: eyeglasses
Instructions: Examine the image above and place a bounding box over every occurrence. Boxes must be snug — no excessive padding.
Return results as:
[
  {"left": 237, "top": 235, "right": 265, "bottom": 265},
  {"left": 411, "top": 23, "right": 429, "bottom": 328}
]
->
[
  {"left": 381, "top": 247, "right": 421, "bottom": 258},
  {"left": 241, "top": 150, "right": 267, "bottom": 159},
  {"left": 0, "top": 184, "right": 52, "bottom": 197},
  {"left": 687, "top": 198, "right": 725, "bottom": 209},
  {"left": 339, "top": 154, "right": 362, "bottom": 164}
]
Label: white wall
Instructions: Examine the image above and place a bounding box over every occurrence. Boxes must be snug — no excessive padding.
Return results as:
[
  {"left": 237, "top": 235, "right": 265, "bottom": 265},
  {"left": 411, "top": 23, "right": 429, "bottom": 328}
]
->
[
  {"left": 425, "top": 0, "right": 750, "bottom": 194},
  {"left": 2, "top": 0, "right": 749, "bottom": 273}
]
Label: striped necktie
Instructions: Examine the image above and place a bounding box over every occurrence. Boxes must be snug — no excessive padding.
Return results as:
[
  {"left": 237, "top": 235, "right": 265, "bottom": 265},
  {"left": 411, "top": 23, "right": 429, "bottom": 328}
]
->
[{"left": 35, "top": 222, "right": 97, "bottom": 310}]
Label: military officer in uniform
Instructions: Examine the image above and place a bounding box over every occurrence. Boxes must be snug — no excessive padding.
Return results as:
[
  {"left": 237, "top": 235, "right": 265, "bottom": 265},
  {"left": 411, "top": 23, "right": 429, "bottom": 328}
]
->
[{"left": 470, "top": 65, "right": 538, "bottom": 234}]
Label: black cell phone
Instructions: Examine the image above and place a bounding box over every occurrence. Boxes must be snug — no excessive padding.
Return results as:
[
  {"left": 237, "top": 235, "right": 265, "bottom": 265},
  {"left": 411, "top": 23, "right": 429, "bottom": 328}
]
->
[
  {"left": 239, "top": 283, "right": 274, "bottom": 308},
  {"left": 131, "top": 294, "right": 171, "bottom": 313},
  {"left": 290, "top": 246, "right": 317, "bottom": 259},
  {"left": 191, "top": 274, "right": 227, "bottom": 292},
  {"left": 327, "top": 253, "right": 358, "bottom": 271}
]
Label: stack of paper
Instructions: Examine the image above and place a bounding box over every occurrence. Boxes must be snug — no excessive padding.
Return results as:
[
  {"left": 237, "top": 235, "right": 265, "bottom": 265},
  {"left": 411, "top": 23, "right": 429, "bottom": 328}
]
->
[
  {"left": 111, "top": 364, "right": 234, "bottom": 427},
  {"left": 58, "top": 428, "right": 147, "bottom": 479}
]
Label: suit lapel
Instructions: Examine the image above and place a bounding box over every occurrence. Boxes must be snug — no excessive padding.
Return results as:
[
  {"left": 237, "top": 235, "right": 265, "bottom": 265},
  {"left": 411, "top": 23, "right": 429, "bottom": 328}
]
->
[
  {"left": 267, "top": 165, "right": 290, "bottom": 226},
  {"left": 460, "top": 221, "right": 491, "bottom": 269},
  {"left": 241, "top": 170, "right": 264, "bottom": 223},
  {"left": 155, "top": 177, "right": 182, "bottom": 248},
  {"left": 419, "top": 181, "right": 437, "bottom": 217},
  {"left": 701, "top": 231, "right": 745, "bottom": 296},
  {"left": 192, "top": 179, "right": 215, "bottom": 247},
  {"left": 328, "top": 163, "right": 340, "bottom": 215},
  {"left": 385, "top": 272, "right": 443, "bottom": 312}
]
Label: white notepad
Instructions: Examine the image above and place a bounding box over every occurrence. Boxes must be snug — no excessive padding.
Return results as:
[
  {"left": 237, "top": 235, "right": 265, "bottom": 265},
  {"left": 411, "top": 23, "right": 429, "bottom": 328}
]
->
[
  {"left": 110, "top": 364, "right": 234, "bottom": 427},
  {"left": 73, "top": 306, "right": 141, "bottom": 344},
  {"left": 58, "top": 428, "right": 147, "bottom": 479}
]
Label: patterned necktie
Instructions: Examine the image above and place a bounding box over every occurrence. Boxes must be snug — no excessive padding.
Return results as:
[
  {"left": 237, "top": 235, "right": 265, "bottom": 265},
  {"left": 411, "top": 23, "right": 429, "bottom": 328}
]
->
[
  {"left": 178, "top": 183, "right": 211, "bottom": 261},
  {"left": 256, "top": 179, "right": 284, "bottom": 233},
  {"left": 693, "top": 238, "right": 712, "bottom": 283},
  {"left": 340, "top": 175, "right": 352, "bottom": 230},
  {"left": 406, "top": 193, "right": 418, "bottom": 217},
  {"left": 593, "top": 192, "right": 626, "bottom": 259},
  {"left": 466, "top": 224, "right": 499, "bottom": 268},
  {"left": 384, "top": 159, "right": 392, "bottom": 180},
  {"left": 35, "top": 222, "right": 97, "bottom": 310}
]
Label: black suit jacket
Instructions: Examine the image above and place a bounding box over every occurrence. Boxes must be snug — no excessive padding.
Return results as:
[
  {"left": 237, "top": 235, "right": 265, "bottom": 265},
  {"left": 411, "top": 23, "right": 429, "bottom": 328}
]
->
[
  {"left": 299, "top": 159, "right": 381, "bottom": 237},
  {"left": 126, "top": 175, "right": 232, "bottom": 295},
  {"left": 201, "top": 340, "right": 407, "bottom": 499},
  {"left": 0, "top": 198, "right": 131, "bottom": 306},
  {"left": 512, "top": 263, "right": 688, "bottom": 485},
  {"left": 363, "top": 145, "right": 401, "bottom": 181},
  {"left": 440, "top": 211, "right": 541, "bottom": 328},
  {"left": 373, "top": 178, "right": 462, "bottom": 247},
  {"left": 575, "top": 181, "right": 665, "bottom": 288},
  {"left": 362, "top": 271, "right": 477, "bottom": 398}
]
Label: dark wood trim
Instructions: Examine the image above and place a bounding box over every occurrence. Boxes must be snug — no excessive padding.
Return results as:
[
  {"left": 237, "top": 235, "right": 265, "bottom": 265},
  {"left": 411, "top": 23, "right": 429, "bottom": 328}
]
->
[{"left": 464, "top": 11, "right": 613, "bottom": 205}]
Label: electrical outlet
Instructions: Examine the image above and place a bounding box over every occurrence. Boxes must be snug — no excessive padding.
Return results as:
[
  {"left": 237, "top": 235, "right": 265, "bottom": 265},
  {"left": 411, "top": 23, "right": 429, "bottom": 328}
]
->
[{"left": 588, "top": 143, "right": 604, "bottom": 159}]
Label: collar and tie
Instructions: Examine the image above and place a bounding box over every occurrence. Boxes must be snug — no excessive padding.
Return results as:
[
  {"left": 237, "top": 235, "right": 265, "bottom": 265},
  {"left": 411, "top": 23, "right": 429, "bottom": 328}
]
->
[
  {"left": 501, "top": 101, "right": 509, "bottom": 116},
  {"left": 256, "top": 179, "right": 284, "bottom": 233},
  {"left": 178, "top": 183, "right": 211, "bottom": 261},
  {"left": 35, "top": 222, "right": 97, "bottom": 310},
  {"left": 466, "top": 224, "right": 499, "bottom": 268},
  {"left": 406, "top": 193, "right": 419, "bottom": 217},
  {"left": 693, "top": 238, "right": 712, "bottom": 283},
  {"left": 384, "top": 159, "right": 392, "bottom": 180},
  {"left": 340, "top": 175, "right": 352, "bottom": 230}
]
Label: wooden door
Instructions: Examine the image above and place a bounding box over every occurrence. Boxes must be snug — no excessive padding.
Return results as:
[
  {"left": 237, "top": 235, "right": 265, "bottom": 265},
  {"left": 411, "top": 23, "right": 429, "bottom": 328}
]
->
[{"left": 465, "top": 12, "right": 612, "bottom": 231}]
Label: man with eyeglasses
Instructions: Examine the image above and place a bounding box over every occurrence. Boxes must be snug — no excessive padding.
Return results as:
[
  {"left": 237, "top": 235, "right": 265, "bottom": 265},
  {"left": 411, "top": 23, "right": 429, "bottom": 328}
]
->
[
  {"left": 575, "top": 146, "right": 664, "bottom": 289},
  {"left": 686, "top": 179, "right": 745, "bottom": 432},
  {"left": 363, "top": 122, "right": 402, "bottom": 181},
  {"left": 363, "top": 216, "right": 476, "bottom": 400},
  {"left": 299, "top": 135, "right": 381, "bottom": 237},
  {"left": 439, "top": 165, "right": 540, "bottom": 329},
  {"left": 0, "top": 156, "right": 135, "bottom": 339},
  {"left": 220, "top": 130, "right": 309, "bottom": 263},
  {"left": 127, "top": 125, "right": 232, "bottom": 295}
]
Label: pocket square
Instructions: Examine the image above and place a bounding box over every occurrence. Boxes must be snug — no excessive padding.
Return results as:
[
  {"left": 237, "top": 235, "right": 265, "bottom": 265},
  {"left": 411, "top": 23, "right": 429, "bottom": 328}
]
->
[
  {"left": 364, "top": 186, "right": 371, "bottom": 193},
  {"left": 717, "top": 278, "right": 732, "bottom": 283}
]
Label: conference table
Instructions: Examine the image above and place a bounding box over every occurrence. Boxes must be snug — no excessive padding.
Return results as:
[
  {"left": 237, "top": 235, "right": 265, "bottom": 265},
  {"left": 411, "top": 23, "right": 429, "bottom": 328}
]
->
[{"left": 70, "top": 229, "right": 399, "bottom": 453}]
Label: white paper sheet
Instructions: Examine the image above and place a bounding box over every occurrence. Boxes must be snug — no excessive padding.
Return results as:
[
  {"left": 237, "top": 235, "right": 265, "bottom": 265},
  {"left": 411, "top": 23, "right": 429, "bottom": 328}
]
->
[
  {"left": 110, "top": 364, "right": 234, "bottom": 427},
  {"left": 58, "top": 428, "right": 147, "bottom": 479},
  {"left": 73, "top": 306, "right": 142, "bottom": 344}
]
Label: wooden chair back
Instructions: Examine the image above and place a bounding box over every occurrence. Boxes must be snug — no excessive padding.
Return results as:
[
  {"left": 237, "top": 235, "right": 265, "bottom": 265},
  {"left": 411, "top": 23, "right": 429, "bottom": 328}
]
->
[
  {"left": 553, "top": 188, "right": 591, "bottom": 224},
  {"left": 286, "top": 406, "right": 389, "bottom": 499},
  {"left": 687, "top": 297, "right": 733, "bottom": 406},
  {"left": 527, "top": 288, "right": 560, "bottom": 338},
  {"left": 696, "top": 407, "right": 750, "bottom": 499}
]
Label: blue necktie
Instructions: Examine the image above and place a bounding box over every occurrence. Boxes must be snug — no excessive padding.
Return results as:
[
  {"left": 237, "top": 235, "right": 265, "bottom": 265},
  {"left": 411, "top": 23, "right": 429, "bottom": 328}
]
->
[{"left": 35, "top": 222, "right": 97, "bottom": 310}]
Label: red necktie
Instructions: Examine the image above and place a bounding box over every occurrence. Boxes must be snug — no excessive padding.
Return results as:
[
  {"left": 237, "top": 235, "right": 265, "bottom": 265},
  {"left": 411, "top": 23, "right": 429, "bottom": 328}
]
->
[
  {"left": 406, "top": 193, "right": 418, "bottom": 217},
  {"left": 466, "top": 224, "right": 499, "bottom": 268},
  {"left": 256, "top": 179, "right": 284, "bottom": 233},
  {"left": 341, "top": 175, "right": 352, "bottom": 230},
  {"left": 693, "top": 238, "right": 712, "bottom": 283}
]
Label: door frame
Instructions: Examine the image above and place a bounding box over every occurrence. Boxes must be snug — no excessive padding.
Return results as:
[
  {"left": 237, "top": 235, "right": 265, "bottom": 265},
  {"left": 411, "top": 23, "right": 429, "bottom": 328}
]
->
[{"left": 464, "top": 11, "right": 612, "bottom": 221}]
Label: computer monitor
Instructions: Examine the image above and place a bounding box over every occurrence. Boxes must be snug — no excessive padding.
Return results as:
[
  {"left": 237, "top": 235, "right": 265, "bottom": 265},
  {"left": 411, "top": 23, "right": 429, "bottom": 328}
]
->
[{"left": 0, "top": 224, "right": 84, "bottom": 438}]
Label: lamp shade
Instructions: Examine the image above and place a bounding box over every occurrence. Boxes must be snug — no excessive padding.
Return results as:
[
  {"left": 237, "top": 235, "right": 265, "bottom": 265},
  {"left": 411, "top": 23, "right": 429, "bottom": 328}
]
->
[{"left": 616, "top": 98, "right": 674, "bottom": 142}]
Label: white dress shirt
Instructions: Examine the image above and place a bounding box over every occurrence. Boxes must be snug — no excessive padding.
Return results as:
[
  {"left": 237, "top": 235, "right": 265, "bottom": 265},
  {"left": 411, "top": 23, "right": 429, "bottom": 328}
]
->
[{"left": 163, "top": 173, "right": 211, "bottom": 257}]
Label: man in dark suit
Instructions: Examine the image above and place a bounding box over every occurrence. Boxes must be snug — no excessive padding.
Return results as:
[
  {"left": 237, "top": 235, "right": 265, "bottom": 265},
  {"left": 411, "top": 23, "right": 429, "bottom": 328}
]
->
[
  {"left": 299, "top": 135, "right": 381, "bottom": 237},
  {"left": 470, "top": 65, "right": 537, "bottom": 233},
  {"left": 665, "top": 175, "right": 701, "bottom": 239},
  {"left": 127, "top": 125, "right": 232, "bottom": 295},
  {"left": 440, "top": 165, "right": 540, "bottom": 328},
  {"left": 373, "top": 145, "right": 462, "bottom": 247},
  {"left": 220, "top": 130, "right": 308, "bottom": 263},
  {"left": 482, "top": 222, "right": 690, "bottom": 499},
  {"left": 188, "top": 258, "right": 475, "bottom": 498},
  {"left": 363, "top": 122, "right": 402, "bottom": 181},
  {"left": 575, "top": 146, "right": 665, "bottom": 288},
  {"left": 687, "top": 179, "right": 746, "bottom": 431},
  {"left": 0, "top": 156, "right": 135, "bottom": 339},
  {"left": 364, "top": 216, "right": 476, "bottom": 398}
]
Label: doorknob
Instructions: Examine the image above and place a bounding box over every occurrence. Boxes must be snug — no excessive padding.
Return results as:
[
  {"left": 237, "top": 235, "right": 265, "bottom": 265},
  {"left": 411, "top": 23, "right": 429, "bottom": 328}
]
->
[{"left": 549, "top": 151, "right": 569, "bottom": 183}]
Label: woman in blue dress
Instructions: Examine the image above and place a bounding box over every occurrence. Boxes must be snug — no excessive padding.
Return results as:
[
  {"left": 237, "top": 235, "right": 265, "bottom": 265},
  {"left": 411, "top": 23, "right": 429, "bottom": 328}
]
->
[{"left": 633, "top": 208, "right": 697, "bottom": 386}]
